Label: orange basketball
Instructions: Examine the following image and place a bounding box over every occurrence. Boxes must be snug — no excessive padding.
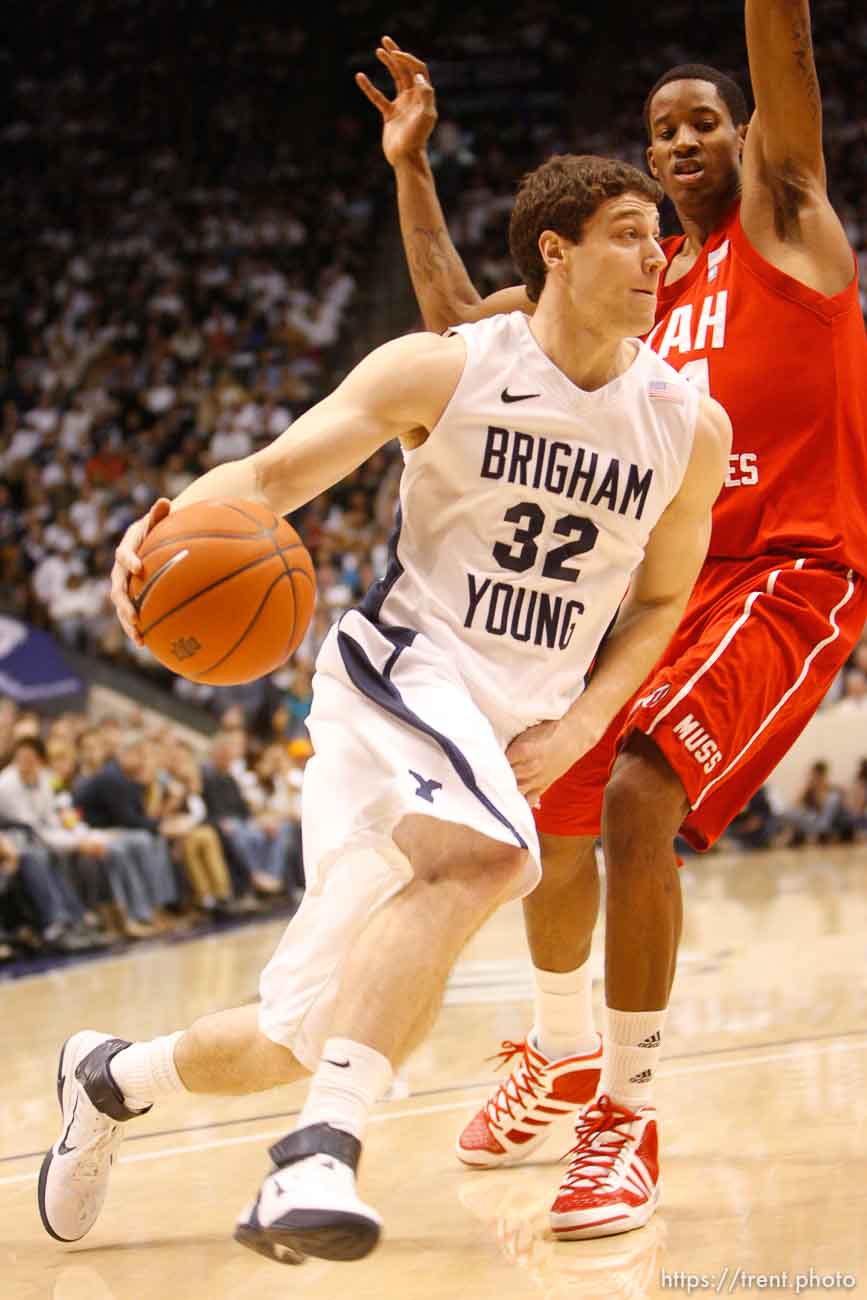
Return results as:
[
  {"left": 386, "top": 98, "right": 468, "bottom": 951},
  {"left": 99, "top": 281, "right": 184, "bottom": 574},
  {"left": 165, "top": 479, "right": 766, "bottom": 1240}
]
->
[{"left": 129, "top": 499, "right": 317, "bottom": 685}]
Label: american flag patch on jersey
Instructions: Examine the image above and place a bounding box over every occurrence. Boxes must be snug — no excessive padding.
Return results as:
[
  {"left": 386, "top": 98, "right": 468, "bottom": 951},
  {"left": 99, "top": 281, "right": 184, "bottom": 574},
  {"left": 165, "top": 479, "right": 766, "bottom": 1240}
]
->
[{"left": 648, "top": 380, "right": 684, "bottom": 404}]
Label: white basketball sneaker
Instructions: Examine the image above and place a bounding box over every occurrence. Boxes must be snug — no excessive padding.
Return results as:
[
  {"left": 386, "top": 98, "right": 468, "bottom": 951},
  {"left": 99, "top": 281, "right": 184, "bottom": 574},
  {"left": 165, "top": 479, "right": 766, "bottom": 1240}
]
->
[
  {"left": 456, "top": 1034, "right": 602, "bottom": 1168},
  {"left": 549, "top": 1094, "right": 660, "bottom": 1239},
  {"left": 235, "top": 1123, "right": 381, "bottom": 1264},
  {"left": 38, "top": 1031, "right": 149, "bottom": 1242}
]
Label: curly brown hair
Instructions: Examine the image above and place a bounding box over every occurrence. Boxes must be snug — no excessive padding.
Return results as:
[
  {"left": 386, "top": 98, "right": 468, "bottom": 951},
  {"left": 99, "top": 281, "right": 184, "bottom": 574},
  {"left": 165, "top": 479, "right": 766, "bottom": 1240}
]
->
[{"left": 509, "top": 155, "right": 664, "bottom": 302}]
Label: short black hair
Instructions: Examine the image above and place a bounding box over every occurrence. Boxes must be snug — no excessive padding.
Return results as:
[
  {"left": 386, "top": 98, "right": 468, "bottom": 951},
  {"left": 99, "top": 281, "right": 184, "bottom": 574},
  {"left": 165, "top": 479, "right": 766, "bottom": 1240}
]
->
[
  {"left": 644, "top": 64, "right": 750, "bottom": 139},
  {"left": 13, "top": 735, "right": 46, "bottom": 760}
]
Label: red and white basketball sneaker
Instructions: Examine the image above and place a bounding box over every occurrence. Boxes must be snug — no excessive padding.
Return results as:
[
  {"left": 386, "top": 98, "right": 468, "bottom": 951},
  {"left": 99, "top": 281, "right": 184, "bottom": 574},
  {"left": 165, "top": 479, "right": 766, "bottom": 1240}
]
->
[
  {"left": 456, "top": 1034, "right": 602, "bottom": 1168},
  {"left": 549, "top": 1094, "right": 659, "bottom": 1239}
]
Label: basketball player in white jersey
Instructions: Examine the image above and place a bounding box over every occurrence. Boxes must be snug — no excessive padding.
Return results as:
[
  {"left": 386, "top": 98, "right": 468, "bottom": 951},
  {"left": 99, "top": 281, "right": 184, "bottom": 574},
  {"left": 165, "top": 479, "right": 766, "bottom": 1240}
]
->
[{"left": 38, "top": 154, "right": 730, "bottom": 1267}]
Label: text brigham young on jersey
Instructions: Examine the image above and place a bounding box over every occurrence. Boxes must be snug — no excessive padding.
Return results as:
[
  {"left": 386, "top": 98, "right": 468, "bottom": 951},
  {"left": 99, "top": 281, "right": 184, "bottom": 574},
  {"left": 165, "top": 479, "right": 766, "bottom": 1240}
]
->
[
  {"left": 462, "top": 425, "right": 656, "bottom": 651},
  {"left": 479, "top": 426, "right": 654, "bottom": 518}
]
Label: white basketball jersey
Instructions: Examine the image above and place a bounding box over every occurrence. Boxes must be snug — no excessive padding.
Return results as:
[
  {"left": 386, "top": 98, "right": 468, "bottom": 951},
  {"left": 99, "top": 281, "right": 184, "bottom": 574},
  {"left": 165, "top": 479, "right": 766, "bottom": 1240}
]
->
[{"left": 358, "top": 312, "right": 699, "bottom": 741}]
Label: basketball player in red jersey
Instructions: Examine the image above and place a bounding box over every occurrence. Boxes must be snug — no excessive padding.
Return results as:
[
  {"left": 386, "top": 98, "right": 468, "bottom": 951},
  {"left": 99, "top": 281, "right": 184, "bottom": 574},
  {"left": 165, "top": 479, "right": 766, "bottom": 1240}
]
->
[{"left": 359, "top": 1, "right": 867, "bottom": 1238}]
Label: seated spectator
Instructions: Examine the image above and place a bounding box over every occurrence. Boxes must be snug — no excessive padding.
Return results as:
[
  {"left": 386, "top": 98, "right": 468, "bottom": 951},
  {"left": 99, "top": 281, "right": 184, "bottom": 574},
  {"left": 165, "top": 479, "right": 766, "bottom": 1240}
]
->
[
  {"left": 156, "top": 741, "right": 241, "bottom": 917},
  {"left": 0, "top": 735, "right": 154, "bottom": 941},
  {"left": 76, "top": 726, "right": 109, "bottom": 779},
  {"left": 201, "top": 732, "right": 285, "bottom": 898},
  {"left": 0, "top": 742, "right": 102, "bottom": 953},
  {"left": 838, "top": 667, "right": 867, "bottom": 710},
  {"left": 45, "top": 735, "right": 78, "bottom": 789},
  {"left": 783, "top": 760, "right": 850, "bottom": 847},
  {"left": 74, "top": 733, "right": 182, "bottom": 926},
  {"left": 844, "top": 758, "right": 867, "bottom": 842},
  {"left": 247, "top": 742, "right": 304, "bottom": 895},
  {"left": 726, "top": 786, "right": 782, "bottom": 852}
]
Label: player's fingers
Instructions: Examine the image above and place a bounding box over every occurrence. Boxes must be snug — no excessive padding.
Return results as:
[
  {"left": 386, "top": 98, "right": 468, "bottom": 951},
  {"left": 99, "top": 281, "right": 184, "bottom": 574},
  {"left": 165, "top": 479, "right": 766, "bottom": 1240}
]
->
[
  {"left": 379, "top": 45, "right": 413, "bottom": 92},
  {"left": 392, "top": 52, "right": 431, "bottom": 95},
  {"left": 396, "top": 49, "right": 434, "bottom": 83},
  {"left": 382, "top": 33, "right": 430, "bottom": 82},
  {"left": 375, "top": 45, "right": 403, "bottom": 85},
  {"left": 512, "top": 762, "right": 540, "bottom": 791},
  {"left": 355, "top": 72, "right": 391, "bottom": 115},
  {"left": 110, "top": 575, "right": 141, "bottom": 645},
  {"left": 115, "top": 534, "right": 143, "bottom": 576},
  {"left": 146, "top": 497, "right": 171, "bottom": 533}
]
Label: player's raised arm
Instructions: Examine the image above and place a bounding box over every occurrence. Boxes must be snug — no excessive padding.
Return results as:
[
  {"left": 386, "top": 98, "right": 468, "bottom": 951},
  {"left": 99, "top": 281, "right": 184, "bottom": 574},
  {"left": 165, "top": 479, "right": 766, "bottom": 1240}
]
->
[
  {"left": 744, "top": 0, "right": 824, "bottom": 183},
  {"left": 357, "top": 36, "right": 532, "bottom": 331},
  {"left": 740, "top": 1, "right": 852, "bottom": 286}
]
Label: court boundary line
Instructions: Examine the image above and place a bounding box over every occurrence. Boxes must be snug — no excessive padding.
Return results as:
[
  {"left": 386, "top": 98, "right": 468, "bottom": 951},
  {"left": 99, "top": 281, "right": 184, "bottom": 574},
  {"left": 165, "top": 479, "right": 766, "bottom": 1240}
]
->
[
  {"left": 2, "top": 1032, "right": 866, "bottom": 1187},
  {"left": 4, "top": 1023, "right": 864, "bottom": 1165}
]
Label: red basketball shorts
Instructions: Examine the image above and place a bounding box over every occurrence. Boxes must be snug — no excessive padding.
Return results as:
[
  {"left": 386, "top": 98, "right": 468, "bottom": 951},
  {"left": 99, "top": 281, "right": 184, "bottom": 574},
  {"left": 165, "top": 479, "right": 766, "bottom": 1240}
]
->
[{"left": 535, "top": 555, "right": 867, "bottom": 850}]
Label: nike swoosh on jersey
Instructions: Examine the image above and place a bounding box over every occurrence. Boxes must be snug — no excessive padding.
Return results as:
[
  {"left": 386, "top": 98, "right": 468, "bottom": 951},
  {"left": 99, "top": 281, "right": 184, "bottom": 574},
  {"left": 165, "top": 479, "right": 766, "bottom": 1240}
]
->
[{"left": 501, "top": 388, "right": 541, "bottom": 403}]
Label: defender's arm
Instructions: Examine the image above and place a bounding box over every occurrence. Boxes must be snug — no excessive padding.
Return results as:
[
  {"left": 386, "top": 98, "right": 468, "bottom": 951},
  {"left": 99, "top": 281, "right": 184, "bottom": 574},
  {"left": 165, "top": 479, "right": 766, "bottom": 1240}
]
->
[{"left": 359, "top": 37, "right": 532, "bottom": 330}]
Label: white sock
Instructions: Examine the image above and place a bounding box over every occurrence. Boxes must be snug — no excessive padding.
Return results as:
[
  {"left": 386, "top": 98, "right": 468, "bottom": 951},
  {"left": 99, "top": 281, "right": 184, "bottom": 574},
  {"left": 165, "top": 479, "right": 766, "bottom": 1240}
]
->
[
  {"left": 109, "top": 1032, "right": 187, "bottom": 1110},
  {"left": 531, "top": 961, "right": 598, "bottom": 1062},
  {"left": 599, "top": 1007, "right": 667, "bottom": 1109},
  {"left": 297, "top": 1038, "right": 393, "bottom": 1143}
]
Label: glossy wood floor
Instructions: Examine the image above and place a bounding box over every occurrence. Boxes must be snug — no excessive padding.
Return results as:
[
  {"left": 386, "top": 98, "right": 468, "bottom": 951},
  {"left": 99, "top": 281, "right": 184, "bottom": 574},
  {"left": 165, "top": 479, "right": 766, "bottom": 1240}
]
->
[{"left": 3, "top": 844, "right": 866, "bottom": 1299}]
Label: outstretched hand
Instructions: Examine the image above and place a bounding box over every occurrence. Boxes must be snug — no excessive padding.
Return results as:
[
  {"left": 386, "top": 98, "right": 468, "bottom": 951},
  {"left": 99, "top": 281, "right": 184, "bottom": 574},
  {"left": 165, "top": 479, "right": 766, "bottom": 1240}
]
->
[
  {"left": 110, "top": 497, "right": 171, "bottom": 645},
  {"left": 355, "top": 34, "right": 438, "bottom": 165}
]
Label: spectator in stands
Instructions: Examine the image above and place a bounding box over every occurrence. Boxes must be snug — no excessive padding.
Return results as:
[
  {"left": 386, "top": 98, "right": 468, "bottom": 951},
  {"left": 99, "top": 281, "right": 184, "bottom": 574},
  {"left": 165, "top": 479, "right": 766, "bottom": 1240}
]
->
[
  {"left": 726, "top": 786, "right": 782, "bottom": 852},
  {"left": 76, "top": 727, "right": 108, "bottom": 779},
  {"left": 838, "top": 667, "right": 867, "bottom": 710},
  {"left": 200, "top": 732, "right": 285, "bottom": 898},
  {"left": 96, "top": 715, "right": 124, "bottom": 762},
  {"left": 152, "top": 740, "right": 241, "bottom": 917},
  {"left": 844, "top": 758, "right": 867, "bottom": 842},
  {"left": 74, "top": 733, "right": 182, "bottom": 924},
  {"left": 0, "top": 734, "right": 161, "bottom": 941},
  {"left": 783, "top": 760, "right": 849, "bottom": 847},
  {"left": 0, "top": 739, "right": 103, "bottom": 952},
  {"left": 45, "top": 735, "right": 78, "bottom": 789},
  {"left": 247, "top": 742, "right": 303, "bottom": 895}
]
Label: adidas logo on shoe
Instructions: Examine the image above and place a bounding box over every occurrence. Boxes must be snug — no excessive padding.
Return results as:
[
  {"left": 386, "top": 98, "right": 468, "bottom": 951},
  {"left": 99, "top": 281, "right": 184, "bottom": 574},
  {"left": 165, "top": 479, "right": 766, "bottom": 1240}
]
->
[
  {"left": 629, "top": 1069, "right": 654, "bottom": 1085},
  {"left": 638, "top": 1031, "right": 661, "bottom": 1049}
]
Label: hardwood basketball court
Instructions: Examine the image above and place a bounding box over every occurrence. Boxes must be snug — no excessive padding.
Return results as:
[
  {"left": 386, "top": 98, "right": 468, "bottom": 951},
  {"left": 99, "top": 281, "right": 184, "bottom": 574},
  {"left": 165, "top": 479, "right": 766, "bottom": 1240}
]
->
[{"left": 2, "top": 844, "right": 865, "bottom": 1299}]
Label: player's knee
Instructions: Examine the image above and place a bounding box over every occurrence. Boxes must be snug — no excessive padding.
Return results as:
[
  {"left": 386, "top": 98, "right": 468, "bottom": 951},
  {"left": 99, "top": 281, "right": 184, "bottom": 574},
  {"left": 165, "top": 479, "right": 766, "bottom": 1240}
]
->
[
  {"left": 603, "top": 735, "right": 688, "bottom": 852},
  {"left": 539, "top": 833, "right": 597, "bottom": 887},
  {"left": 416, "top": 841, "right": 528, "bottom": 907},
  {"left": 481, "top": 843, "right": 530, "bottom": 898}
]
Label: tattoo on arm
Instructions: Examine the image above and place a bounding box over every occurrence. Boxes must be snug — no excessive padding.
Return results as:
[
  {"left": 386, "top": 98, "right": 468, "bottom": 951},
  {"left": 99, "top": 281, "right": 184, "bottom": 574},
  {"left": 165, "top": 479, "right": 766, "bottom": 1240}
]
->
[
  {"left": 790, "top": 13, "right": 821, "bottom": 125},
  {"left": 408, "top": 225, "right": 465, "bottom": 312}
]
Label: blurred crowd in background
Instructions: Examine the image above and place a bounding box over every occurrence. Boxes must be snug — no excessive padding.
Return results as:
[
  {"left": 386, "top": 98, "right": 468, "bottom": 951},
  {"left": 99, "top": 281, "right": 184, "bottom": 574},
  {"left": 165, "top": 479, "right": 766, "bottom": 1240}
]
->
[
  {"left": 0, "top": 696, "right": 307, "bottom": 964},
  {"left": 0, "top": 0, "right": 865, "bottom": 968},
  {"left": 1, "top": 2, "right": 864, "bottom": 726}
]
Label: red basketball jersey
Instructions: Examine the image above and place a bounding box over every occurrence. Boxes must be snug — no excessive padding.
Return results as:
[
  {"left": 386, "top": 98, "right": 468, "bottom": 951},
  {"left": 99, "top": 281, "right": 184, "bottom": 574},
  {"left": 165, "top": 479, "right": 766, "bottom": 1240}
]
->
[{"left": 647, "top": 201, "right": 867, "bottom": 572}]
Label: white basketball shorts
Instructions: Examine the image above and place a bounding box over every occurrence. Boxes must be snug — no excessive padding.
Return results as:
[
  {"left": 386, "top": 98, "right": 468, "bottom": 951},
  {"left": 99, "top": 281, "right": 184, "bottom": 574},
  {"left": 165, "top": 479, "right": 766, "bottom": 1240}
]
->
[{"left": 258, "top": 609, "right": 541, "bottom": 1069}]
